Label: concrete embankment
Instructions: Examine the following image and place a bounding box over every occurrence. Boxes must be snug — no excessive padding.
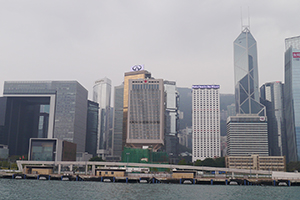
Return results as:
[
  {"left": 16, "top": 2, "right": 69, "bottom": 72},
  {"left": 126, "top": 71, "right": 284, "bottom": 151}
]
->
[{"left": 1, "top": 173, "right": 299, "bottom": 186}]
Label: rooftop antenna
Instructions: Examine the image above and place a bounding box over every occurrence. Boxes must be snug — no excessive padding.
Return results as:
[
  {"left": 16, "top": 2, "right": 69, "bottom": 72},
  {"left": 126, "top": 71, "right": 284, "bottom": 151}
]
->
[
  {"left": 240, "top": 7, "right": 243, "bottom": 32},
  {"left": 241, "top": 7, "right": 250, "bottom": 32},
  {"left": 248, "top": 6, "right": 250, "bottom": 30}
]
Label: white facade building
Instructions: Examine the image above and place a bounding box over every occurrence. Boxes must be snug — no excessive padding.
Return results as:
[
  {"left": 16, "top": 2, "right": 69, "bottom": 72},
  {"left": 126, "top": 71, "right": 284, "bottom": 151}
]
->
[{"left": 192, "top": 85, "right": 221, "bottom": 162}]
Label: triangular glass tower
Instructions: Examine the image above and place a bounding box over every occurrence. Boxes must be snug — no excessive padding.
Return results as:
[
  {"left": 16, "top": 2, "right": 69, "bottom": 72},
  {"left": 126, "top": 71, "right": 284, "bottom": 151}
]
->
[{"left": 234, "top": 27, "right": 266, "bottom": 116}]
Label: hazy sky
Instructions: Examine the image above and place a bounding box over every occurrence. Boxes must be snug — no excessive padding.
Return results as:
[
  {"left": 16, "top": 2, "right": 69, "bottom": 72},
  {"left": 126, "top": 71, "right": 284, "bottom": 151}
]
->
[{"left": 1, "top": 0, "right": 299, "bottom": 99}]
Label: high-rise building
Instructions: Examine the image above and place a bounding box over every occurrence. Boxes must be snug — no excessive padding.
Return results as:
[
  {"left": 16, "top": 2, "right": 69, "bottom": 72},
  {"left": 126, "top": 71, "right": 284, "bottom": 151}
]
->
[
  {"left": 227, "top": 115, "right": 269, "bottom": 156},
  {"left": 192, "top": 85, "right": 221, "bottom": 162},
  {"left": 177, "top": 87, "right": 192, "bottom": 130},
  {"left": 126, "top": 78, "right": 165, "bottom": 151},
  {"left": 164, "top": 81, "right": 179, "bottom": 137},
  {"left": 284, "top": 35, "right": 300, "bottom": 162},
  {"left": 122, "top": 67, "right": 151, "bottom": 149},
  {"left": 112, "top": 83, "right": 124, "bottom": 160},
  {"left": 164, "top": 81, "right": 179, "bottom": 162},
  {"left": 93, "top": 77, "right": 111, "bottom": 158},
  {"left": 260, "top": 81, "right": 286, "bottom": 156},
  {"left": 233, "top": 27, "right": 266, "bottom": 116},
  {"left": 227, "top": 104, "right": 236, "bottom": 117},
  {"left": 85, "top": 100, "right": 99, "bottom": 157},
  {"left": 1, "top": 81, "right": 88, "bottom": 155},
  {"left": 227, "top": 27, "right": 268, "bottom": 156}
]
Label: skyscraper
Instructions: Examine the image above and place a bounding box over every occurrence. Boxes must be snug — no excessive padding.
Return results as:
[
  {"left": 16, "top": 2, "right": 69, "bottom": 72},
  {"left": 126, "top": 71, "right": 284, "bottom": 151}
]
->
[
  {"left": 112, "top": 83, "right": 124, "bottom": 160},
  {"left": 85, "top": 100, "right": 99, "bottom": 157},
  {"left": 192, "top": 85, "right": 221, "bottom": 161},
  {"left": 260, "top": 82, "right": 286, "bottom": 156},
  {"left": 227, "top": 115, "right": 269, "bottom": 156},
  {"left": 122, "top": 67, "right": 151, "bottom": 149},
  {"left": 233, "top": 27, "right": 265, "bottom": 116},
  {"left": 284, "top": 35, "right": 300, "bottom": 162},
  {"left": 164, "top": 80, "right": 179, "bottom": 161},
  {"left": 93, "top": 77, "right": 111, "bottom": 158},
  {"left": 227, "top": 27, "right": 268, "bottom": 156},
  {"left": 126, "top": 78, "right": 165, "bottom": 151},
  {"left": 1, "top": 81, "right": 88, "bottom": 155},
  {"left": 164, "top": 81, "right": 179, "bottom": 137}
]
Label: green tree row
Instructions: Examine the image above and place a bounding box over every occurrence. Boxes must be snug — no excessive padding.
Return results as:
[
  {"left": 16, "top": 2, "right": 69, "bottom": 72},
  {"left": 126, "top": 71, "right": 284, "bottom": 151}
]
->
[{"left": 178, "top": 157, "right": 225, "bottom": 167}]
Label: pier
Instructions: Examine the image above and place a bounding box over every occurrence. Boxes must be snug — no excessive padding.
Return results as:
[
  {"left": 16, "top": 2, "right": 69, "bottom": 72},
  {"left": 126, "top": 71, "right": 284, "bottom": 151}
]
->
[
  {"left": 0, "top": 160, "right": 299, "bottom": 186},
  {"left": 1, "top": 172, "right": 299, "bottom": 186}
]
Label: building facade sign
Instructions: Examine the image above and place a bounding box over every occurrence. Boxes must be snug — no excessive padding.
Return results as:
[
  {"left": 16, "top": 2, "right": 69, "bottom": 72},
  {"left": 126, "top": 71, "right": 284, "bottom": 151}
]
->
[
  {"left": 131, "top": 65, "right": 144, "bottom": 72},
  {"left": 293, "top": 52, "right": 300, "bottom": 58},
  {"left": 192, "top": 85, "right": 220, "bottom": 89}
]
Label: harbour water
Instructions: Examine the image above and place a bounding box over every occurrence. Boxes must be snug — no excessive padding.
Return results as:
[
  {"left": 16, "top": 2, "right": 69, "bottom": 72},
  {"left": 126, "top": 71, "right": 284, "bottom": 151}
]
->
[{"left": 1, "top": 179, "right": 299, "bottom": 200}]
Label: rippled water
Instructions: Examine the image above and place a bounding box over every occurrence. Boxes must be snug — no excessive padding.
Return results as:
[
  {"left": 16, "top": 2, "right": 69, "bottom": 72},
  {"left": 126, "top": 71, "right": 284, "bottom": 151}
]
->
[{"left": 0, "top": 179, "right": 299, "bottom": 200}]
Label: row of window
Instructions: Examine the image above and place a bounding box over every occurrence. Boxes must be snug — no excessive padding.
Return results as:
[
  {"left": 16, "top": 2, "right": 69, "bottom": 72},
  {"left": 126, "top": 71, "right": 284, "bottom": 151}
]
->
[{"left": 132, "top": 84, "right": 160, "bottom": 90}]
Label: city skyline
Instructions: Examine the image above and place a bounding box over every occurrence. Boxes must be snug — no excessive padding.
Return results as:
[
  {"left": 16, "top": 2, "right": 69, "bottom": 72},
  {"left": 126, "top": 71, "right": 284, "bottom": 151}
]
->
[{"left": 0, "top": 1, "right": 299, "bottom": 99}]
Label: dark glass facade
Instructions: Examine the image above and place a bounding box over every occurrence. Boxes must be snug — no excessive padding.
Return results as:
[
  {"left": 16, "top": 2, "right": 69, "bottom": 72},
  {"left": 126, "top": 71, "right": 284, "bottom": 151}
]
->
[
  {"left": 260, "top": 82, "right": 286, "bottom": 156},
  {"left": 2, "top": 81, "right": 88, "bottom": 155},
  {"left": 85, "top": 100, "right": 99, "bottom": 157},
  {"left": 112, "top": 84, "right": 124, "bottom": 159},
  {"left": 30, "top": 140, "right": 56, "bottom": 161},
  {"left": 0, "top": 96, "right": 51, "bottom": 156},
  {"left": 29, "top": 138, "right": 76, "bottom": 161}
]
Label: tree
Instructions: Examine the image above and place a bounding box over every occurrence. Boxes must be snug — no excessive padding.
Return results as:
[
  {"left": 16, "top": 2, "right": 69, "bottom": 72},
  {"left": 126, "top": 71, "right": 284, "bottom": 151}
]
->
[
  {"left": 89, "top": 156, "right": 104, "bottom": 161},
  {"left": 178, "top": 158, "right": 187, "bottom": 165},
  {"left": 194, "top": 157, "right": 225, "bottom": 168},
  {"left": 287, "top": 161, "right": 300, "bottom": 172}
]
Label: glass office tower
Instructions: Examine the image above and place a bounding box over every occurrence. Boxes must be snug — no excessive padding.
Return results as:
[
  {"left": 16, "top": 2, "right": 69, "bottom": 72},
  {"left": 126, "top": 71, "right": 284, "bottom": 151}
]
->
[
  {"left": 260, "top": 82, "right": 286, "bottom": 156},
  {"left": 93, "top": 77, "right": 111, "bottom": 158},
  {"left": 85, "top": 100, "right": 99, "bottom": 157},
  {"left": 164, "top": 81, "right": 179, "bottom": 162},
  {"left": 227, "top": 27, "right": 268, "bottom": 156},
  {"left": 112, "top": 84, "right": 124, "bottom": 160},
  {"left": 234, "top": 27, "right": 265, "bottom": 116},
  {"left": 2, "top": 81, "right": 88, "bottom": 154},
  {"left": 284, "top": 35, "right": 300, "bottom": 162}
]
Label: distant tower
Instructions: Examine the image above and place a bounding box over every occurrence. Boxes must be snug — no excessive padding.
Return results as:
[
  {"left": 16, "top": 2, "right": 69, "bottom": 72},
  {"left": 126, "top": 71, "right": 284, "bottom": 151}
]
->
[
  {"left": 93, "top": 77, "right": 111, "bottom": 158},
  {"left": 112, "top": 83, "right": 124, "bottom": 160},
  {"left": 192, "top": 85, "right": 221, "bottom": 161},
  {"left": 164, "top": 80, "right": 179, "bottom": 161},
  {"left": 260, "top": 81, "right": 286, "bottom": 156},
  {"left": 227, "top": 26, "right": 268, "bottom": 156},
  {"left": 86, "top": 100, "right": 99, "bottom": 157},
  {"left": 284, "top": 35, "right": 300, "bottom": 162}
]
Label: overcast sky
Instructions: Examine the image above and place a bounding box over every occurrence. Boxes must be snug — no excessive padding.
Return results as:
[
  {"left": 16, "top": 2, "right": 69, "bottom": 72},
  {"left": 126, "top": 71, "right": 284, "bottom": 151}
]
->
[{"left": 1, "top": 0, "right": 299, "bottom": 100}]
